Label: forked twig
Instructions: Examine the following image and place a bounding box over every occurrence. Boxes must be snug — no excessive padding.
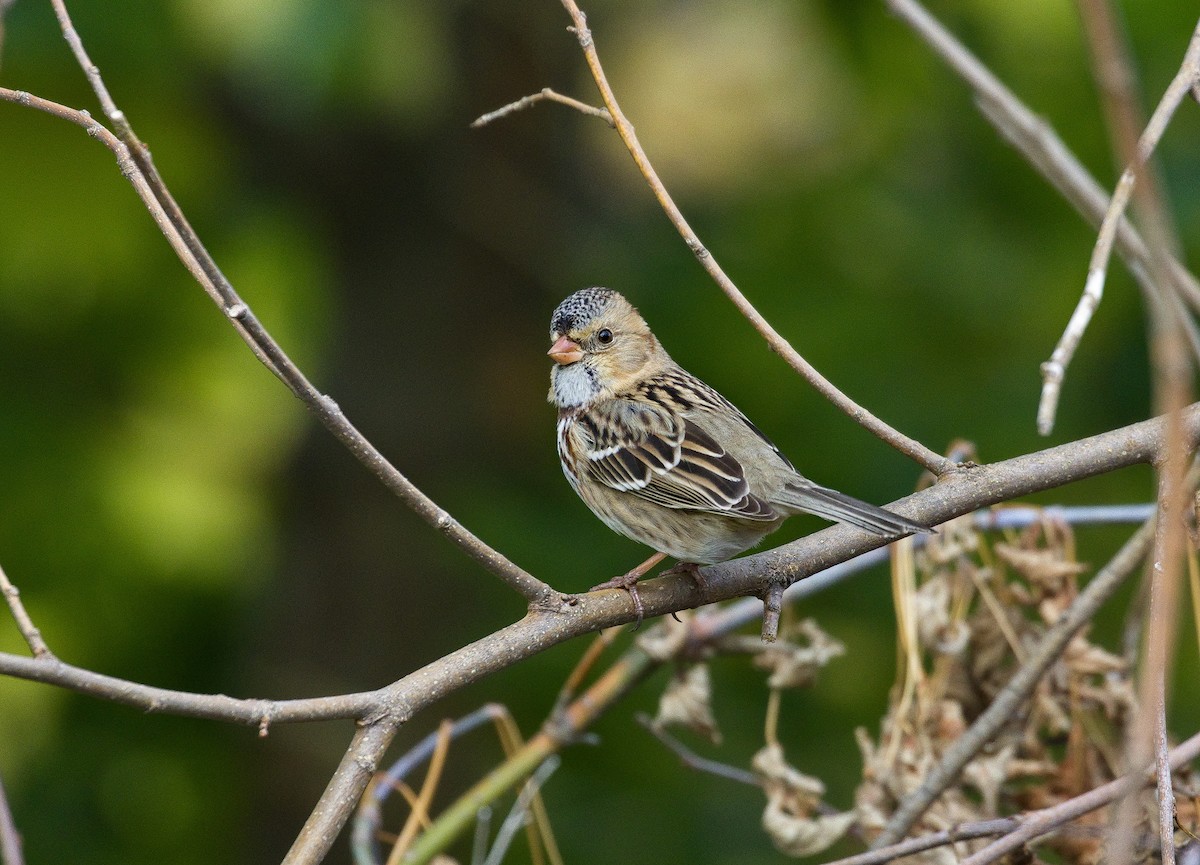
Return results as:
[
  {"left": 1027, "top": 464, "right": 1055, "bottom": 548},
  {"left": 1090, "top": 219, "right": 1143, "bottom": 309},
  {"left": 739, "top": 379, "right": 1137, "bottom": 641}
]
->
[
  {"left": 1038, "top": 16, "right": 1200, "bottom": 436},
  {"left": 554, "top": 0, "right": 952, "bottom": 476},
  {"left": 472, "top": 88, "right": 613, "bottom": 128},
  {"left": 0, "top": 565, "right": 51, "bottom": 659},
  {"left": 884, "top": 0, "right": 1200, "bottom": 435}
]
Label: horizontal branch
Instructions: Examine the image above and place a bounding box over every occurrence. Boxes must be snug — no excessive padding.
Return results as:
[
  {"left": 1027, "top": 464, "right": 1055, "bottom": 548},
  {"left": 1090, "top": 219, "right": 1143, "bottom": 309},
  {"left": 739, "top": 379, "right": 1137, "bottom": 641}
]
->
[
  {"left": 4, "top": 406, "right": 1187, "bottom": 732},
  {"left": 1, "top": 406, "right": 1190, "bottom": 865},
  {"left": 0, "top": 652, "right": 376, "bottom": 726}
]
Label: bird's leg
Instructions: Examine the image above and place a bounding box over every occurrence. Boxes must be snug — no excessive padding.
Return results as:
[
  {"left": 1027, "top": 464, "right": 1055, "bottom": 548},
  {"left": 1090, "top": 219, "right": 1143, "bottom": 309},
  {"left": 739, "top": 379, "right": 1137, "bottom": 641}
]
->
[{"left": 590, "top": 551, "right": 667, "bottom": 627}]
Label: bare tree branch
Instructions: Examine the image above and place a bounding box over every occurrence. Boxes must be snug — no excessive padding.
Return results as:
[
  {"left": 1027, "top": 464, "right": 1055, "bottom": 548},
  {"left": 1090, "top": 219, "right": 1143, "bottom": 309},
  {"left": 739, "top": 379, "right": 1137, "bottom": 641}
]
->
[
  {"left": 0, "top": 565, "right": 50, "bottom": 659},
  {"left": 1074, "top": 4, "right": 1194, "bottom": 862},
  {"left": 884, "top": 0, "right": 1200, "bottom": 432},
  {"left": 20, "top": 1, "right": 563, "bottom": 610},
  {"left": 1039, "top": 16, "right": 1200, "bottom": 436},
  {"left": 0, "top": 772, "right": 22, "bottom": 865},
  {"left": 554, "top": 0, "right": 952, "bottom": 476},
  {"left": 471, "top": 87, "right": 613, "bottom": 129}
]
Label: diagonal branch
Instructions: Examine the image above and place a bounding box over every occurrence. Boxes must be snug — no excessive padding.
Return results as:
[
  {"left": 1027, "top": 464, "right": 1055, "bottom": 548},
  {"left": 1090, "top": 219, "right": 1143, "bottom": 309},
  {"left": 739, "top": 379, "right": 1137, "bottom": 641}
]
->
[
  {"left": 0, "top": 565, "right": 51, "bottom": 659},
  {"left": 0, "top": 79, "right": 556, "bottom": 610},
  {"left": 1039, "top": 16, "right": 1200, "bottom": 436},
  {"left": 556, "top": 0, "right": 952, "bottom": 477},
  {"left": 884, "top": 0, "right": 1200, "bottom": 432}
]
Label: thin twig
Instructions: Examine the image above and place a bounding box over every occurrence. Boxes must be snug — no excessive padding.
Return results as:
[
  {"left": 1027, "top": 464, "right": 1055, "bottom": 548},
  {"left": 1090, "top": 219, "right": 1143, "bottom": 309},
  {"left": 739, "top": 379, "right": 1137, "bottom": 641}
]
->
[
  {"left": 385, "top": 720, "right": 453, "bottom": 865},
  {"left": 33, "top": 1, "right": 560, "bottom": 609},
  {"left": 822, "top": 820, "right": 1018, "bottom": 865},
  {"left": 884, "top": 0, "right": 1200, "bottom": 428},
  {"left": 0, "top": 565, "right": 51, "bottom": 659},
  {"left": 0, "top": 772, "right": 22, "bottom": 865},
  {"left": 471, "top": 87, "right": 613, "bottom": 128},
  {"left": 872, "top": 516, "right": 1158, "bottom": 846},
  {"left": 557, "top": 0, "right": 951, "bottom": 476},
  {"left": 480, "top": 757, "right": 560, "bottom": 865},
  {"left": 1038, "top": 16, "right": 1200, "bottom": 436},
  {"left": 635, "top": 713, "right": 761, "bottom": 787},
  {"left": 1075, "top": 3, "right": 1193, "bottom": 862}
]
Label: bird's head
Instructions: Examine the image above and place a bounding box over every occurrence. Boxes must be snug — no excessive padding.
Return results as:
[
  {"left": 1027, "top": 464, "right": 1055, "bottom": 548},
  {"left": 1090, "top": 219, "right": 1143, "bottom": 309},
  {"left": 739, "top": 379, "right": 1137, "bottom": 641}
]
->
[{"left": 547, "top": 287, "right": 662, "bottom": 408}]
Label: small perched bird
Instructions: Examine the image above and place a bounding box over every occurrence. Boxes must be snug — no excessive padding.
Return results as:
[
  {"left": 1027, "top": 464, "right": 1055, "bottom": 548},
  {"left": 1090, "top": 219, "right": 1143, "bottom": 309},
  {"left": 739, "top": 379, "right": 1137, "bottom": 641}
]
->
[{"left": 548, "top": 287, "right": 930, "bottom": 621}]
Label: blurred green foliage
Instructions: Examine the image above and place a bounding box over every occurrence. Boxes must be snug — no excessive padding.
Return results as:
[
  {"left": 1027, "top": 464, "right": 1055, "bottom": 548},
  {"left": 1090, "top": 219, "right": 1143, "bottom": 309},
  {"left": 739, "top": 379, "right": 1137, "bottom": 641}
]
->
[{"left": 0, "top": 1, "right": 1196, "bottom": 863}]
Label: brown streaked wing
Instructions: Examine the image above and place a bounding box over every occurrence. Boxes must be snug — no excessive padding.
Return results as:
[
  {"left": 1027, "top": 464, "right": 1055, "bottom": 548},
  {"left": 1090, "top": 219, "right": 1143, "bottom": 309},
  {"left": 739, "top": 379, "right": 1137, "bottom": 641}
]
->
[{"left": 579, "top": 399, "right": 778, "bottom": 521}]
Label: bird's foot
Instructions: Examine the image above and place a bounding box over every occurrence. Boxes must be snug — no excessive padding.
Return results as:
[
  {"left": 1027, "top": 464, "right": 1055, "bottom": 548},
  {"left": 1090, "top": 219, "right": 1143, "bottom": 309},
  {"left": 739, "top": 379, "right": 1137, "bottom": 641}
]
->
[
  {"left": 590, "top": 570, "right": 647, "bottom": 627},
  {"left": 590, "top": 551, "right": 668, "bottom": 628},
  {"left": 660, "top": 560, "right": 705, "bottom": 593}
]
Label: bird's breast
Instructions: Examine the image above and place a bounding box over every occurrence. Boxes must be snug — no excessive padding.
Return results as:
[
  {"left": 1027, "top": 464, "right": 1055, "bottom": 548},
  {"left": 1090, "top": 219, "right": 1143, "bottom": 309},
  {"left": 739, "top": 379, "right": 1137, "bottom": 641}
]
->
[{"left": 556, "top": 411, "right": 584, "bottom": 492}]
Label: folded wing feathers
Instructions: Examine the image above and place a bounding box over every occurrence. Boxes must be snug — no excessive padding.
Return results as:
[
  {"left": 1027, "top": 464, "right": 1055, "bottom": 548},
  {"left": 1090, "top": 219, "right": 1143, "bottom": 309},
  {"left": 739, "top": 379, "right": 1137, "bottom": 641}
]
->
[{"left": 580, "top": 405, "right": 776, "bottom": 521}]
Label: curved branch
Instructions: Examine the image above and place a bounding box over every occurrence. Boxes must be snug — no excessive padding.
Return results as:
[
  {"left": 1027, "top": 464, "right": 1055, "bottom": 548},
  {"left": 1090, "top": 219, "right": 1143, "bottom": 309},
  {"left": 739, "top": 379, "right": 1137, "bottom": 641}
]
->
[
  {"left": 0, "top": 651, "right": 377, "bottom": 725},
  {"left": 0, "top": 85, "right": 557, "bottom": 609},
  {"left": 556, "top": 0, "right": 952, "bottom": 476},
  {"left": 1, "top": 409, "right": 1192, "bottom": 732}
]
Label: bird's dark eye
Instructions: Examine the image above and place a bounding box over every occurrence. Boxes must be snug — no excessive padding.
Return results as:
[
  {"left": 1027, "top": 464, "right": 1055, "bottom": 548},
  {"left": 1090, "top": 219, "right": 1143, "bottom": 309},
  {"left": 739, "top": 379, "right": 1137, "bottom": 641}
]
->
[{"left": 596, "top": 328, "right": 614, "bottom": 345}]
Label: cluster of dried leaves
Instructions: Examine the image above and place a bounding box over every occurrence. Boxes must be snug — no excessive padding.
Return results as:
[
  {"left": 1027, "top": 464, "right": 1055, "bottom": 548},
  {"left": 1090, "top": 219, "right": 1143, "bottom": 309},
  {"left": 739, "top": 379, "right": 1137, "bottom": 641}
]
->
[{"left": 651, "top": 513, "right": 1197, "bottom": 862}]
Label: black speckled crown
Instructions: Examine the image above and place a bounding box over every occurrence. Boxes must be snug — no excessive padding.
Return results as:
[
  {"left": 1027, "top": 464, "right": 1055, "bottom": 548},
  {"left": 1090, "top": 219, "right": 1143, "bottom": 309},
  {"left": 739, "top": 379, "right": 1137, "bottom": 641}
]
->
[{"left": 550, "top": 287, "right": 617, "bottom": 336}]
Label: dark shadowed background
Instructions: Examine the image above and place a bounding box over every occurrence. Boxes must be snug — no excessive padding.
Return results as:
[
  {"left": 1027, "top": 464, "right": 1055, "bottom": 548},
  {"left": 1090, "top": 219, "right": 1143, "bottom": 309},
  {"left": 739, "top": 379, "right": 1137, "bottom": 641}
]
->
[{"left": 0, "top": 1, "right": 1197, "bottom": 863}]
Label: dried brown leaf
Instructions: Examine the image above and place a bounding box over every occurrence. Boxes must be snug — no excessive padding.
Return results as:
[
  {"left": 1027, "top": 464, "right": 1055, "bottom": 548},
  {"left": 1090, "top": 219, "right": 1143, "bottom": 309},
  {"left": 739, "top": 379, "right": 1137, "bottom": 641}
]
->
[
  {"left": 753, "top": 743, "right": 855, "bottom": 857},
  {"left": 653, "top": 663, "right": 721, "bottom": 744},
  {"left": 753, "top": 618, "right": 845, "bottom": 689}
]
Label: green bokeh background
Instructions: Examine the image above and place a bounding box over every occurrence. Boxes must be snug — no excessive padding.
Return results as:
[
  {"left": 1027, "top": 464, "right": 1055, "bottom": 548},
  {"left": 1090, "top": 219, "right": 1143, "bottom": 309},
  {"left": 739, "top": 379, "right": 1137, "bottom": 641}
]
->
[{"left": 0, "top": 1, "right": 1197, "bottom": 863}]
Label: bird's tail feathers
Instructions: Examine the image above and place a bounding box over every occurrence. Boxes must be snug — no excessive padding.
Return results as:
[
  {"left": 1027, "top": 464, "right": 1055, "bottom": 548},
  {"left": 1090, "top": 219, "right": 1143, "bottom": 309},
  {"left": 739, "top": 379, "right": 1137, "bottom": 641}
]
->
[{"left": 778, "top": 481, "right": 931, "bottom": 537}]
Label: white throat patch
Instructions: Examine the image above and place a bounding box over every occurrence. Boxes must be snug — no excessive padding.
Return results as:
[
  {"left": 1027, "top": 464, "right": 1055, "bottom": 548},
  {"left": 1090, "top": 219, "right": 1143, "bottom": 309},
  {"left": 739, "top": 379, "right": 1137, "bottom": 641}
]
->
[{"left": 552, "top": 363, "right": 602, "bottom": 408}]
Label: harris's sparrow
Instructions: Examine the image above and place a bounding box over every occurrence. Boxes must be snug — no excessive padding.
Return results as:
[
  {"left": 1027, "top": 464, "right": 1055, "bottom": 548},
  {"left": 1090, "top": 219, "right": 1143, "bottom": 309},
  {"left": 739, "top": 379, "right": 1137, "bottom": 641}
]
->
[{"left": 548, "top": 287, "right": 930, "bottom": 620}]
